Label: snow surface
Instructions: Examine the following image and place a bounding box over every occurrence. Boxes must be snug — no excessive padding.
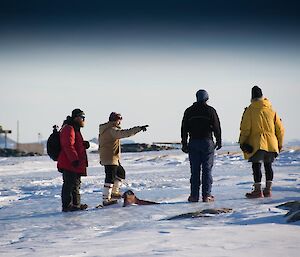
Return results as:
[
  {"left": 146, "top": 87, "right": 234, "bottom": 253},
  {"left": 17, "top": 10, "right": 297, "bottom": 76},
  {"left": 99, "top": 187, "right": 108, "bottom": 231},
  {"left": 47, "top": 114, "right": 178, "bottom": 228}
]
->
[{"left": 0, "top": 147, "right": 299, "bottom": 257}]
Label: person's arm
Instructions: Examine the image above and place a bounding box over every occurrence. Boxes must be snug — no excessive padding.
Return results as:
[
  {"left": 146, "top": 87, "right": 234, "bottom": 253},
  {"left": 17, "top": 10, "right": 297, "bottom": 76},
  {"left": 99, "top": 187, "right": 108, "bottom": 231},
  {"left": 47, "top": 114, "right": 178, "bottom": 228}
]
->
[
  {"left": 212, "top": 108, "right": 222, "bottom": 149},
  {"left": 60, "top": 126, "right": 79, "bottom": 163},
  {"left": 181, "top": 110, "right": 189, "bottom": 153},
  {"left": 239, "top": 108, "right": 251, "bottom": 144},
  {"left": 110, "top": 126, "right": 143, "bottom": 139},
  {"left": 274, "top": 112, "right": 285, "bottom": 151}
]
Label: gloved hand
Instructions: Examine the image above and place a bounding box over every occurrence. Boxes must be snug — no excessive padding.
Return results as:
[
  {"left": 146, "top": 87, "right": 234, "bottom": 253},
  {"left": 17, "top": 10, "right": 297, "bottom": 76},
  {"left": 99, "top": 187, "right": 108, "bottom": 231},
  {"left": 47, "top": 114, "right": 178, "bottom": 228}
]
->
[
  {"left": 240, "top": 143, "right": 253, "bottom": 153},
  {"left": 72, "top": 160, "right": 80, "bottom": 167},
  {"left": 140, "top": 125, "right": 149, "bottom": 132},
  {"left": 215, "top": 142, "right": 222, "bottom": 150},
  {"left": 182, "top": 144, "right": 189, "bottom": 153},
  {"left": 83, "top": 141, "right": 90, "bottom": 149}
]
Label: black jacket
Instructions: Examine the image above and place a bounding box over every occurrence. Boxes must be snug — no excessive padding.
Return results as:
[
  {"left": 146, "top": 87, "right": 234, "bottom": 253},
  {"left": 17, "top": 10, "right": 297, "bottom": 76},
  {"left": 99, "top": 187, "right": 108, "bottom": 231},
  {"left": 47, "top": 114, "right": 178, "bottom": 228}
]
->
[{"left": 181, "top": 102, "right": 222, "bottom": 146}]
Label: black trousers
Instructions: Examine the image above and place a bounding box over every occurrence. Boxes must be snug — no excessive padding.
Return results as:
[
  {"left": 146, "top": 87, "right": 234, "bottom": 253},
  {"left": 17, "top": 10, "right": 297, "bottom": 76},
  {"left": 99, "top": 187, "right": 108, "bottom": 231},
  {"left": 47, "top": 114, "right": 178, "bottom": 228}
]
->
[
  {"left": 252, "top": 163, "right": 274, "bottom": 183},
  {"left": 104, "top": 165, "right": 126, "bottom": 184},
  {"left": 61, "top": 170, "right": 81, "bottom": 208}
]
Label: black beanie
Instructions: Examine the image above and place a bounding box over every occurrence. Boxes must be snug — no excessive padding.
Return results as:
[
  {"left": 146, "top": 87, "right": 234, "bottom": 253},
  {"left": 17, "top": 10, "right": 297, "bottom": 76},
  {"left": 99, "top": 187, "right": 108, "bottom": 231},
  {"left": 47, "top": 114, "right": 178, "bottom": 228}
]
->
[
  {"left": 251, "top": 86, "right": 263, "bottom": 99},
  {"left": 71, "top": 108, "right": 85, "bottom": 118},
  {"left": 196, "top": 89, "right": 209, "bottom": 102}
]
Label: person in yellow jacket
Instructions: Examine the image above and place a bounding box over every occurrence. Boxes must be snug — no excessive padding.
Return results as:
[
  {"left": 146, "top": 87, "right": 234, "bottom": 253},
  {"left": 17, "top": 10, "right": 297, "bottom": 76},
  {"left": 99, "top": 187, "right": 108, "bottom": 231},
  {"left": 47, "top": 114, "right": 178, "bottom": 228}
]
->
[
  {"left": 98, "top": 112, "right": 148, "bottom": 206},
  {"left": 239, "top": 86, "right": 284, "bottom": 198}
]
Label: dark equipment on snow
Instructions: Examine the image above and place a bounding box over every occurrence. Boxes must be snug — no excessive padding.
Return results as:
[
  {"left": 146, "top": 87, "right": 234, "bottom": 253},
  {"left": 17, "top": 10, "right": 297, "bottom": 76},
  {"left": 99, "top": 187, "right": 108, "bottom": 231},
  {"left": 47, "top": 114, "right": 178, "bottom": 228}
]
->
[
  {"left": 240, "top": 143, "right": 253, "bottom": 154},
  {"left": 122, "top": 190, "right": 159, "bottom": 207},
  {"left": 47, "top": 125, "right": 61, "bottom": 161}
]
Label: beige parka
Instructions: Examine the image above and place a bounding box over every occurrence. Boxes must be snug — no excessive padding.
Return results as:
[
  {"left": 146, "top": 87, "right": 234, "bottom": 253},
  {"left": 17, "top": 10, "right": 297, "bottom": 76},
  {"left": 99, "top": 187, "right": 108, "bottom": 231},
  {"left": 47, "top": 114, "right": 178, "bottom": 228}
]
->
[{"left": 99, "top": 122, "right": 142, "bottom": 165}]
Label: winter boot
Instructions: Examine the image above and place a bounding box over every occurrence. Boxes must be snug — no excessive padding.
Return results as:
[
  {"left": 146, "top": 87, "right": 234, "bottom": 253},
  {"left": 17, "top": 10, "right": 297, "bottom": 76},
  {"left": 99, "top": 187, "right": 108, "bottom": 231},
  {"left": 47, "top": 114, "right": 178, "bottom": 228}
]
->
[
  {"left": 188, "top": 195, "right": 199, "bottom": 202},
  {"left": 263, "top": 181, "right": 272, "bottom": 197},
  {"left": 103, "top": 183, "right": 118, "bottom": 206},
  {"left": 202, "top": 195, "right": 215, "bottom": 203},
  {"left": 111, "top": 178, "right": 123, "bottom": 199},
  {"left": 62, "top": 204, "right": 87, "bottom": 212},
  {"left": 78, "top": 203, "right": 88, "bottom": 210},
  {"left": 245, "top": 183, "right": 264, "bottom": 199},
  {"left": 62, "top": 204, "right": 75, "bottom": 212}
]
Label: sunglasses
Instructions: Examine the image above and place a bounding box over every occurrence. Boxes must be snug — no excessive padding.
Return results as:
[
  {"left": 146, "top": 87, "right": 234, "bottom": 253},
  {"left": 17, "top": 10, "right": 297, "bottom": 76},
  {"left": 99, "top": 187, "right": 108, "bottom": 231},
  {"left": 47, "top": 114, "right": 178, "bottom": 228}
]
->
[{"left": 79, "top": 116, "right": 85, "bottom": 121}]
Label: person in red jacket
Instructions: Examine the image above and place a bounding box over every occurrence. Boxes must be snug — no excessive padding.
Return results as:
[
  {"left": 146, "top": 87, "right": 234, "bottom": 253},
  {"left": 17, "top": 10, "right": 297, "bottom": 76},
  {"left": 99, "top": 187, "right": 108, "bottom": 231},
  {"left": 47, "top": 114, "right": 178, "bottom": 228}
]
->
[{"left": 57, "top": 109, "right": 89, "bottom": 212}]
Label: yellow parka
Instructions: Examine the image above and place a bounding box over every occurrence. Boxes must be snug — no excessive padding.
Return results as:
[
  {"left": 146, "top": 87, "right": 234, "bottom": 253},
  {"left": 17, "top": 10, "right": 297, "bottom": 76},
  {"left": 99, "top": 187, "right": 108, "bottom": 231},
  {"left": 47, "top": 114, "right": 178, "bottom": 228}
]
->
[
  {"left": 98, "top": 122, "right": 142, "bottom": 165},
  {"left": 239, "top": 98, "right": 284, "bottom": 160}
]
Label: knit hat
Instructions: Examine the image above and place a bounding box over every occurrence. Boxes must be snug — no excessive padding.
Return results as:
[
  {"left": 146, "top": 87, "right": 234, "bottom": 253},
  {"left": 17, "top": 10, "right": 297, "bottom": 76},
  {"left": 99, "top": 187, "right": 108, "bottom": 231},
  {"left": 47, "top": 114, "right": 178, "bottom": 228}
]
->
[
  {"left": 71, "top": 108, "right": 85, "bottom": 118},
  {"left": 109, "top": 112, "right": 122, "bottom": 121},
  {"left": 251, "top": 86, "right": 263, "bottom": 99},
  {"left": 196, "top": 89, "right": 209, "bottom": 102}
]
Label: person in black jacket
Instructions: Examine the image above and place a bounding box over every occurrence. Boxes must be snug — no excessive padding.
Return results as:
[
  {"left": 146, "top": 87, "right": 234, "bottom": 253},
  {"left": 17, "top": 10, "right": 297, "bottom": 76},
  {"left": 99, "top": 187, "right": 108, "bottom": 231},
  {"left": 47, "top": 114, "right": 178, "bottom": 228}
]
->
[{"left": 181, "top": 89, "right": 222, "bottom": 202}]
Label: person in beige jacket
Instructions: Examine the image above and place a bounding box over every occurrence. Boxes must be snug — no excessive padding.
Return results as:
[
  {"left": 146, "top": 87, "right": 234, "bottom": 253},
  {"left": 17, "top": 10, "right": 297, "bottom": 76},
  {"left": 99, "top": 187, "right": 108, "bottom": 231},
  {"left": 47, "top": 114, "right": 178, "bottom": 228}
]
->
[
  {"left": 99, "top": 112, "right": 148, "bottom": 206},
  {"left": 239, "top": 86, "right": 284, "bottom": 198}
]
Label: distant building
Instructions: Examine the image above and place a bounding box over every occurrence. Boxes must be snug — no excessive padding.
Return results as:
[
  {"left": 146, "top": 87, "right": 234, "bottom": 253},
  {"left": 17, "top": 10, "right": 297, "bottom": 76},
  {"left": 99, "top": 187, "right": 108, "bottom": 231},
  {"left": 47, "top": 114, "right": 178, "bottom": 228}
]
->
[{"left": 16, "top": 143, "right": 44, "bottom": 155}]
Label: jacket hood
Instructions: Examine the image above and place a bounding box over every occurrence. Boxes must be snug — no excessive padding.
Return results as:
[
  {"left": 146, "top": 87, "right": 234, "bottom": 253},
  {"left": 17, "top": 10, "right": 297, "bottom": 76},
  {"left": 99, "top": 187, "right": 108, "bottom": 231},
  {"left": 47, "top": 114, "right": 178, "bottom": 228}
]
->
[
  {"left": 62, "top": 116, "right": 80, "bottom": 131},
  {"left": 99, "top": 121, "right": 121, "bottom": 135},
  {"left": 250, "top": 98, "right": 272, "bottom": 109}
]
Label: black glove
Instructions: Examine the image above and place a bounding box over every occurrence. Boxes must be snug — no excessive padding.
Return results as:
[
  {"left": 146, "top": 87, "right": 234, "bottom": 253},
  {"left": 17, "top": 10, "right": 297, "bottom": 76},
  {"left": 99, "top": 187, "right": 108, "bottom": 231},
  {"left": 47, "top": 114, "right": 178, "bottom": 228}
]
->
[
  {"left": 72, "top": 160, "right": 80, "bottom": 167},
  {"left": 140, "top": 125, "right": 149, "bottom": 132},
  {"left": 240, "top": 143, "right": 253, "bottom": 153},
  {"left": 182, "top": 144, "right": 189, "bottom": 153},
  {"left": 83, "top": 141, "right": 90, "bottom": 149},
  {"left": 215, "top": 142, "right": 222, "bottom": 150}
]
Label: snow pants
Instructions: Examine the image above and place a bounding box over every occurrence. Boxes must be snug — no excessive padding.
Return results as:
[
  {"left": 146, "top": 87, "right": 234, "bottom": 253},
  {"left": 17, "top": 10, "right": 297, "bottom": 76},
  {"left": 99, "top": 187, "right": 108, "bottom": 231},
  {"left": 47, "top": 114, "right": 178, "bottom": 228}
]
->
[
  {"left": 104, "top": 164, "right": 126, "bottom": 184},
  {"left": 188, "top": 139, "right": 215, "bottom": 199},
  {"left": 61, "top": 170, "right": 81, "bottom": 209}
]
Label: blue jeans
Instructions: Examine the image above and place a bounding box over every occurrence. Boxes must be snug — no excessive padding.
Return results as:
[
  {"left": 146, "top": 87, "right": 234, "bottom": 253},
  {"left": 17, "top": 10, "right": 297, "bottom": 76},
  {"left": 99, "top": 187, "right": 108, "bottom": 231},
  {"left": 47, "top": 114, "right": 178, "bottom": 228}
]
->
[{"left": 188, "top": 139, "right": 215, "bottom": 199}]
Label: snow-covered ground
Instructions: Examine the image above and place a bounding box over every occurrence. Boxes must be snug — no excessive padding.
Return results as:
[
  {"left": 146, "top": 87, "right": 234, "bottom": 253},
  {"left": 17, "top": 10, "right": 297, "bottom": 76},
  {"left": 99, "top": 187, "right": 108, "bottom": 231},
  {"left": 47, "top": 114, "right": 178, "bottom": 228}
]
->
[{"left": 0, "top": 146, "right": 299, "bottom": 257}]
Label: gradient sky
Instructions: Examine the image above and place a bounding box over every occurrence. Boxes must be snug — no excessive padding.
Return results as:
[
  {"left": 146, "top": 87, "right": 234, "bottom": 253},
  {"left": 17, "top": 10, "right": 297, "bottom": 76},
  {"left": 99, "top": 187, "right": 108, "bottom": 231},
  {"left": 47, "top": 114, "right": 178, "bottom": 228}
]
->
[{"left": 1, "top": 1, "right": 299, "bottom": 144}]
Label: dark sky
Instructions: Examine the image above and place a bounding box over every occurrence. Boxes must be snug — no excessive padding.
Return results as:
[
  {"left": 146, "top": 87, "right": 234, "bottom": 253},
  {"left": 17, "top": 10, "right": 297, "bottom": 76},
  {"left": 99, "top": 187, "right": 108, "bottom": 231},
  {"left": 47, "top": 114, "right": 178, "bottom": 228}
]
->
[
  {"left": 1, "top": 1, "right": 300, "bottom": 29},
  {"left": 0, "top": 0, "right": 300, "bottom": 49}
]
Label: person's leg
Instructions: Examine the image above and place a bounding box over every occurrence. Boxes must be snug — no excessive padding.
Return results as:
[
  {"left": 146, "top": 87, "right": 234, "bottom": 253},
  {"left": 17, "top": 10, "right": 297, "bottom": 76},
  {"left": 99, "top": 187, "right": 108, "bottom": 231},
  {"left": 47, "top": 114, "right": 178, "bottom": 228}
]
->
[
  {"left": 61, "top": 170, "right": 76, "bottom": 210},
  {"left": 72, "top": 174, "right": 81, "bottom": 206},
  {"left": 103, "top": 166, "right": 118, "bottom": 205},
  {"left": 112, "top": 165, "right": 126, "bottom": 199},
  {"left": 188, "top": 140, "right": 201, "bottom": 201},
  {"left": 201, "top": 139, "right": 215, "bottom": 202},
  {"left": 263, "top": 162, "right": 273, "bottom": 197},
  {"left": 201, "top": 151, "right": 214, "bottom": 201},
  {"left": 245, "top": 163, "right": 263, "bottom": 198},
  {"left": 252, "top": 162, "right": 262, "bottom": 183}
]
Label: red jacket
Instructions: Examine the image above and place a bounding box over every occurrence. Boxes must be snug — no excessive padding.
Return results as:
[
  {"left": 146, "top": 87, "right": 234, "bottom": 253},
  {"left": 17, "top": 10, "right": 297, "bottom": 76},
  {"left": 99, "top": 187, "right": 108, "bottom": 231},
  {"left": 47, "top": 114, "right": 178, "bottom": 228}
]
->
[{"left": 57, "top": 125, "right": 88, "bottom": 176}]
